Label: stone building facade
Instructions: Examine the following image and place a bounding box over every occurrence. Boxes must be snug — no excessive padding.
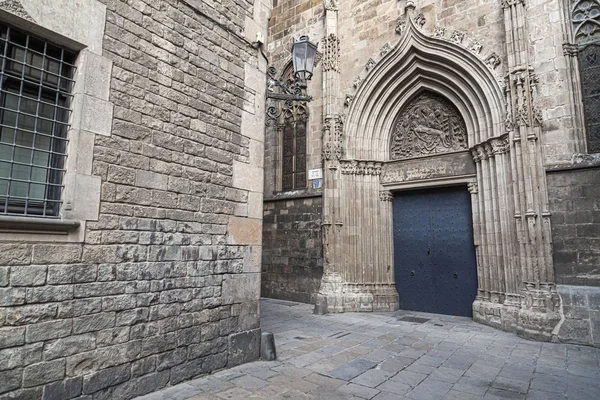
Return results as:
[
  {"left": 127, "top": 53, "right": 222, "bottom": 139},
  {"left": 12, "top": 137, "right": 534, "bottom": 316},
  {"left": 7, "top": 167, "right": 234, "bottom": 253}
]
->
[
  {"left": 263, "top": 0, "right": 600, "bottom": 346},
  {"left": 0, "top": 0, "right": 269, "bottom": 398}
]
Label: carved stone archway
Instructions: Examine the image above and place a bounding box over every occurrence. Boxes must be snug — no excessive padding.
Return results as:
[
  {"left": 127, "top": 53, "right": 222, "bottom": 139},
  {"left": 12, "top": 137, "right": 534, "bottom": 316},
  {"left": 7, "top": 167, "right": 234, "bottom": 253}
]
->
[{"left": 317, "top": 4, "right": 560, "bottom": 342}]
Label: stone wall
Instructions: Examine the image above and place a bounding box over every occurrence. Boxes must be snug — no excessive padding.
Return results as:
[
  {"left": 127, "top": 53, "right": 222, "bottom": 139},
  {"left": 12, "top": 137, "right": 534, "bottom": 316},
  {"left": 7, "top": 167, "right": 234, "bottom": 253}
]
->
[
  {"left": 0, "top": 0, "right": 269, "bottom": 399},
  {"left": 548, "top": 167, "right": 600, "bottom": 287},
  {"left": 262, "top": 196, "right": 323, "bottom": 304}
]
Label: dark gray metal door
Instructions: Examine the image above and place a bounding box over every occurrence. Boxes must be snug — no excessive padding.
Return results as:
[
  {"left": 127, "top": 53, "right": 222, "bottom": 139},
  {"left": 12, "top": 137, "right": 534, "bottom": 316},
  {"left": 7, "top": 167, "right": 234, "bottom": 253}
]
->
[{"left": 393, "top": 186, "right": 477, "bottom": 317}]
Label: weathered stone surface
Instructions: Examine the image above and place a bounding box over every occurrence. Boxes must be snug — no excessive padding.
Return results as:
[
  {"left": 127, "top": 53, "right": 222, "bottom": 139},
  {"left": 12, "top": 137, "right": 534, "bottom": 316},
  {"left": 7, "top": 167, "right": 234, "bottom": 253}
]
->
[
  {"left": 0, "top": 343, "right": 42, "bottom": 370},
  {"left": 73, "top": 313, "right": 116, "bottom": 334},
  {"left": 82, "top": 364, "right": 130, "bottom": 394},
  {"left": 42, "top": 377, "right": 82, "bottom": 400},
  {"left": 10, "top": 266, "right": 47, "bottom": 287},
  {"left": 0, "top": 326, "right": 25, "bottom": 349},
  {"left": 44, "top": 334, "right": 96, "bottom": 361},
  {"left": 0, "top": 369, "right": 22, "bottom": 394},
  {"left": 25, "top": 319, "right": 72, "bottom": 343},
  {"left": 228, "top": 328, "right": 261, "bottom": 368},
  {"left": 23, "top": 359, "right": 65, "bottom": 387}
]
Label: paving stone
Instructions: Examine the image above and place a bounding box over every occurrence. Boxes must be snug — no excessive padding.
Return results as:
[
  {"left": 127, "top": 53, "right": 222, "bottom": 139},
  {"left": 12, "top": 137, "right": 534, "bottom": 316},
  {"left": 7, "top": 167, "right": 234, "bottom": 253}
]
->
[
  {"left": 229, "top": 375, "right": 269, "bottom": 390},
  {"left": 452, "top": 376, "right": 491, "bottom": 396},
  {"left": 328, "top": 358, "right": 377, "bottom": 381},
  {"left": 388, "top": 370, "right": 428, "bottom": 388},
  {"left": 351, "top": 368, "right": 395, "bottom": 388},
  {"left": 375, "top": 378, "right": 412, "bottom": 396},
  {"left": 428, "top": 366, "right": 465, "bottom": 383},
  {"left": 406, "top": 377, "right": 453, "bottom": 400},
  {"left": 491, "top": 376, "right": 529, "bottom": 394},
  {"left": 442, "top": 389, "right": 483, "bottom": 400},
  {"left": 339, "top": 383, "right": 380, "bottom": 399},
  {"left": 482, "top": 387, "right": 525, "bottom": 400}
]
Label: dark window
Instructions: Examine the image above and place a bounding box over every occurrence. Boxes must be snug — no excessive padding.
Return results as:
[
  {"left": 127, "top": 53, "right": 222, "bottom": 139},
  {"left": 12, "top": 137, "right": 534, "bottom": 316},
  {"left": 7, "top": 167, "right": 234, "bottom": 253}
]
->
[
  {"left": 281, "top": 111, "right": 307, "bottom": 191},
  {"left": 578, "top": 45, "right": 600, "bottom": 153},
  {"left": 0, "top": 24, "right": 76, "bottom": 217}
]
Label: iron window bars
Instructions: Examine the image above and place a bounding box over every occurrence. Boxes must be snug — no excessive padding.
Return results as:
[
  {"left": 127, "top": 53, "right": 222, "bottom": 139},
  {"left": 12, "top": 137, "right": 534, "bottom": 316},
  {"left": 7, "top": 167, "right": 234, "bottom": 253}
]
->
[{"left": 0, "top": 24, "right": 76, "bottom": 217}]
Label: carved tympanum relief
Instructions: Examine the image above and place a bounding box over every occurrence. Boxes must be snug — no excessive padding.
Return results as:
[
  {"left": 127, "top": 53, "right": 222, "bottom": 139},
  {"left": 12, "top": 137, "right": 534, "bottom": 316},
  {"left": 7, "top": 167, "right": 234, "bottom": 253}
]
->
[{"left": 390, "top": 92, "right": 468, "bottom": 160}]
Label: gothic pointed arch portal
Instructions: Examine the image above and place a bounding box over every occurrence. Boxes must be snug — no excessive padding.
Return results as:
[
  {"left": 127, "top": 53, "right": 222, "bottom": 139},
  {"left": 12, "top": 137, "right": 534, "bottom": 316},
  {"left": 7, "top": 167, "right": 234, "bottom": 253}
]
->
[{"left": 316, "top": 7, "right": 560, "bottom": 341}]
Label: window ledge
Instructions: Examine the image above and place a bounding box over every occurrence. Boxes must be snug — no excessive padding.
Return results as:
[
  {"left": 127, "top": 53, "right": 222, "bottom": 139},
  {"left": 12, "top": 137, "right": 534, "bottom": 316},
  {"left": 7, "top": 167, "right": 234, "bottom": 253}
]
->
[{"left": 0, "top": 215, "right": 80, "bottom": 233}]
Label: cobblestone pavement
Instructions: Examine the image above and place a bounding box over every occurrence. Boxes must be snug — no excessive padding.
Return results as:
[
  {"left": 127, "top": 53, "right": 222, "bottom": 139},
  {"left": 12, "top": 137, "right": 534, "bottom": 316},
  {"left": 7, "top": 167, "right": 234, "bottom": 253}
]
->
[{"left": 137, "top": 298, "right": 600, "bottom": 400}]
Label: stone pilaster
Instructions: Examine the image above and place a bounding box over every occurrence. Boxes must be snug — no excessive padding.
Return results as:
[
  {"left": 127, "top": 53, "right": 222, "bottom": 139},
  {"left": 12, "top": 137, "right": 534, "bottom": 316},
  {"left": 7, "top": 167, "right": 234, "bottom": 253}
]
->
[{"left": 501, "top": 0, "right": 560, "bottom": 340}]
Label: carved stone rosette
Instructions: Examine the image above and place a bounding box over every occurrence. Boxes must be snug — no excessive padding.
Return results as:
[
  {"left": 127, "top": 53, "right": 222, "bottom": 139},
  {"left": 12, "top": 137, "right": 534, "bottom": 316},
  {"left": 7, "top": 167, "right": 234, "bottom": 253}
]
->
[{"left": 390, "top": 92, "right": 468, "bottom": 160}]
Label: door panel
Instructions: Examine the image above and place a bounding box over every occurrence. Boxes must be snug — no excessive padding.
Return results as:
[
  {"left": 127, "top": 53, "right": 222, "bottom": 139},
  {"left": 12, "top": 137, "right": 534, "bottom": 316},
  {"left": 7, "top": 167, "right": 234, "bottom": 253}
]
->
[{"left": 393, "top": 186, "right": 477, "bottom": 317}]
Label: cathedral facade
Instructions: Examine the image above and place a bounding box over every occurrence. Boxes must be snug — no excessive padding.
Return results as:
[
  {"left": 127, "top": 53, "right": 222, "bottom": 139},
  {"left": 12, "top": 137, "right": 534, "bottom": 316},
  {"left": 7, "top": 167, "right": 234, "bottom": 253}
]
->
[{"left": 262, "top": 0, "right": 600, "bottom": 345}]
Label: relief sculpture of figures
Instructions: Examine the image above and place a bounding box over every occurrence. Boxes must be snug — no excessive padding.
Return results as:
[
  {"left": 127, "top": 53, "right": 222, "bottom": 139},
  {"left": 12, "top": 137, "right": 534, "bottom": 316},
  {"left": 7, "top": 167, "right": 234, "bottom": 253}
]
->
[{"left": 390, "top": 92, "right": 468, "bottom": 160}]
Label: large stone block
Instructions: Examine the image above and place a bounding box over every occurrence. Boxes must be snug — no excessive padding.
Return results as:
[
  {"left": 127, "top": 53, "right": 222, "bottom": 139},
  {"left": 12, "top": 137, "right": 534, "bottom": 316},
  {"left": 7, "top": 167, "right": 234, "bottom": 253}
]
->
[
  {"left": 23, "top": 359, "right": 65, "bottom": 387},
  {"left": 82, "top": 363, "right": 130, "bottom": 394},
  {"left": 227, "top": 328, "right": 260, "bottom": 367}
]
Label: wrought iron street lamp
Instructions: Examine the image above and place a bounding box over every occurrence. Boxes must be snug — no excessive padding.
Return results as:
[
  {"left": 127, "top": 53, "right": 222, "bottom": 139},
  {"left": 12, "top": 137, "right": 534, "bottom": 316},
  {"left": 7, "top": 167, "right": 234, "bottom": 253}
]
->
[{"left": 266, "top": 35, "right": 318, "bottom": 110}]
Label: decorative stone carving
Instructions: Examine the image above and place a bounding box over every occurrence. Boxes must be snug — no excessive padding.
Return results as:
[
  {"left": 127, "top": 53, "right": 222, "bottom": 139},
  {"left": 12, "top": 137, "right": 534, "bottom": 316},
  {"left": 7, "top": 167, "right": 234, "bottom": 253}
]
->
[
  {"left": 322, "top": 116, "right": 344, "bottom": 160},
  {"left": 485, "top": 52, "right": 501, "bottom": 69},
  {"left": 467, "top": 181, "right": 478, "bottom": 194},
  {"left": 344, "top": 94, "right": 354, "bottom": 107},
  {"left": 572, "top": 0, "right": 600, "bottom": 43},
  {"left": 340, "top": 160, "right": 383, "bottom": 175},
  {"left": 501, "top": 0, "right": 525, "bottom": 8},
  {"left": 323, "top": 34, "right": 340, "bottom": 72},
  {"left": 414, "top": 13, "right": 426, "bottom": 28},
  {"left": 323, "top": 0, "right": 338, "bottom": 11},
  {"left": 434, "top": 26, "right": 446, "bottom": 38},
  {"left": 353, "top": 76, "right": 362, "bottom": 89},
  {"left": 379, "top": 190, "right": 393, "bottom": 202},
  {"left": 395, "top": 19, "right": 405, "bottom": 35},
  {"left": 0, "top": 0, "right": 35, "bottom": 21},
  {"left": 468, "top": 39, "right": 483, "bottom": 54},
  {"left": 380, "top": 43, "right": 392, "bottom": 57},
  {"left": 315, "top": 50, "right": 323, "bottom": 67},
  {"left": 365, "top": 58, "right": 376, "bottom": 71},
  {"left": 390, "top": 92, "right": 468, "bottom": 160},
  {"left": 562, "top": 43, "right": 579, "bottom": 57},
  {"left": 490, "top": 135, "right": 510, "bottom": 155},
  {"left": 450, "top": 30, "right": 465, "bottom": 44}
]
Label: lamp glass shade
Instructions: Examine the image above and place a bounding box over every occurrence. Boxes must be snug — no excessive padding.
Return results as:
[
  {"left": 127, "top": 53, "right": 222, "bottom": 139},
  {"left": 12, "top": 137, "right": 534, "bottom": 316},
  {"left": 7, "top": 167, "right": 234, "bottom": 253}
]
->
[{"left": 291, "top": 36, "right": 318, "bottom": 82}]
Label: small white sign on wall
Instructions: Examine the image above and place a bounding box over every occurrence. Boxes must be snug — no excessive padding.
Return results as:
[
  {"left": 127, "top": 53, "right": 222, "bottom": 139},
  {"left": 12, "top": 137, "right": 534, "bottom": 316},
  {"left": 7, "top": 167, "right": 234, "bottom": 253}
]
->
[{"left": 308, "top": 168, "right": 323, "bottom": 180}]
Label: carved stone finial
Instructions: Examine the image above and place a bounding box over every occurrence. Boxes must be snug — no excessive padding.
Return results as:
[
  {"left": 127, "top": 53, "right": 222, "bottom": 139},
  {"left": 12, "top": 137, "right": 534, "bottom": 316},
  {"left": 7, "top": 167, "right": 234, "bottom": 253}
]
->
[
  {"left": 323, "top": 0, "right": 338, "bottom": 11},
  {"left": 468, "top": 39, "right": 483, "bottom": 54},
  {"left": 485, "top": 52, "right": 501, "bottom": 69},
  {"left": 450, "top": 30, "right": 465, "bottom": 44},
  {"left": 405, "top": 0, "right": 416, "bottom": 12},
  {"left": 365, "top": 58, "right": 376, "bottom": 71},
  {"left": 380, "top": 43, "right": 392, "bottom": 57},
  {"left": 353, "top": 76, "right": 362, "bottom": 89},
  {"left": 414, "top": 13, "right": 426, "bottom": 28},
  {"left": 344, "top": 94, "right": 354, "bottom": 107},
  {"left": 434, "top": 26, "right": 446, "bottom": 38},
  {"left": 395, "top": 19, "right": 406, "bottom": 35}
]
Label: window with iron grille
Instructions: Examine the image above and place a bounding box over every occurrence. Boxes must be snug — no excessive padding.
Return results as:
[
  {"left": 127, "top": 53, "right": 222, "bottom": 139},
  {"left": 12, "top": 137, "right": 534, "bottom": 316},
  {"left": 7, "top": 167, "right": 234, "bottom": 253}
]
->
[{"left": 0, "top": 24, "right": 76, "bottom": 217}]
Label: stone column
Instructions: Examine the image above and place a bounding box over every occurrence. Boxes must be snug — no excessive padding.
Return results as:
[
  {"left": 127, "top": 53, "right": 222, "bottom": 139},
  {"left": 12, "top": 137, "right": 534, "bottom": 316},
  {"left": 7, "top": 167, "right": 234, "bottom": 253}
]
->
[
  {"left": 315, "top": 0, "right": 344, "bottom": 313},
  {"left": 501, "top": 0, "right": 560, "bottom": 340}
]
